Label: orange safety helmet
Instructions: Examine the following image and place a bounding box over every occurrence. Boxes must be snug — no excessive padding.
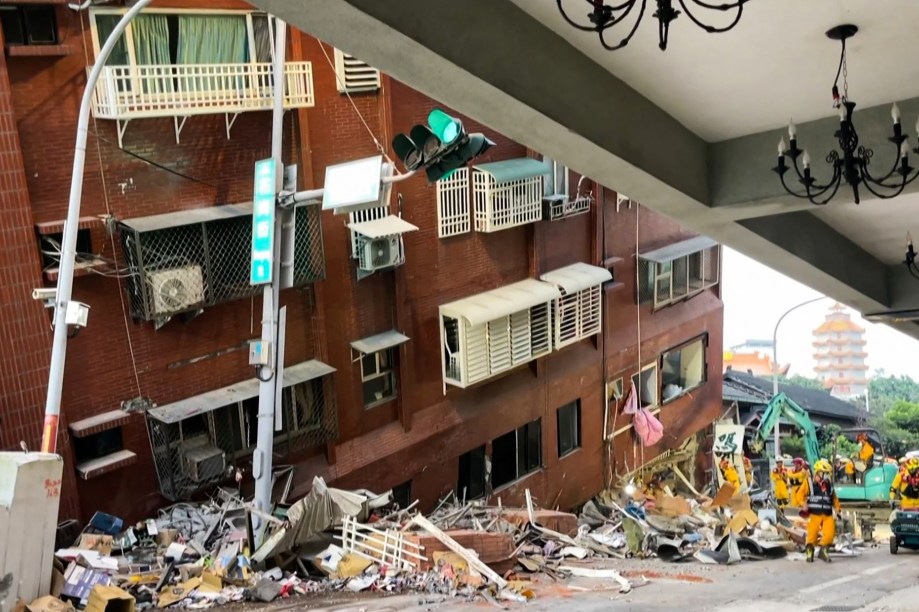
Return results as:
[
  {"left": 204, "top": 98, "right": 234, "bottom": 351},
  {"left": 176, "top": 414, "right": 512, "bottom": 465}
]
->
[{"left": 793, "top": 457, "right": 805, "bottom": 468}]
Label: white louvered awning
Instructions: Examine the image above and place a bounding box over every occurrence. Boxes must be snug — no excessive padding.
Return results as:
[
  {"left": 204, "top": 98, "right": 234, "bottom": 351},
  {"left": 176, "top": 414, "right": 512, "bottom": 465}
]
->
[
  {"left": 351, "top": 329, "right": 410, "bottom": 355},
  {"left": 347, "top": 215, "right": 419, "bottom": 239},
  {"left": 540, "top": 262, "right": 612, "bottom": 294},
  {"left": 440, "top": 279, "right": 561, "bottom": 327},
  {"left": 147, "top": 359, "right": 335, "bottom": 424},
  {"left": 121, "top": 203, "right": 252, "bottom": 233},
  {"left": 639, "top": 236, "right": 718, "bottom": 264}
]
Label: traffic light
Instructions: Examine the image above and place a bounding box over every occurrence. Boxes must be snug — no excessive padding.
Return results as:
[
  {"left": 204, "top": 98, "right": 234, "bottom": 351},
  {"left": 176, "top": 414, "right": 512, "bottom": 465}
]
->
[{"left": 391, "top": 109, "right": 494, "bottom": 182}]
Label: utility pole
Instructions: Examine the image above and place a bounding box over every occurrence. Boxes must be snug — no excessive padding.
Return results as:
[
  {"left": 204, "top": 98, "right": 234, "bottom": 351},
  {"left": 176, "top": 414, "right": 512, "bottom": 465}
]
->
[
  {"left": 41, "top": 0, "right": 153, "bottom": 454},
  {"left": 252, "top": 17, "right": 287, "bottom": 545}
]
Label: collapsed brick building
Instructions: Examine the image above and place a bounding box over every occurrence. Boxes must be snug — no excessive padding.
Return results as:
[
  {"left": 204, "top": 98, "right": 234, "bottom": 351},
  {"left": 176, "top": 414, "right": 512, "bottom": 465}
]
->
[{"left": 0, "top": 0, "right": 723, "bottom": 521}]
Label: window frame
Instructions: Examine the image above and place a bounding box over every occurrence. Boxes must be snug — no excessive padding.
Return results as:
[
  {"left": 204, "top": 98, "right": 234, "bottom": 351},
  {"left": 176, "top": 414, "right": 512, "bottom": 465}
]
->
[
  {"left": 361, "top": 347, "right": 397, "bottom": 409},
  {"left": 660, "top": 335, "right": 708, "bottom": 404},
  {"left": 542, "top": 156, "right": 570, "bottom": 198},
  {"left": 631, "top": 362, "right": 659, "bottom": 408},
  {"left": 557, "top": 400, "right": 581, "bottom": 458},
  {"left": 491, "top": 419, "right": 542, "bottom": 489},
  {"left": 88, "top": 7, "right": 270, "bottom": 69},
  {"left": 457, "top": 445, "right": 487, "bottom": 501},
  {"left": 0, "top": 5, "right": 58, "bottom": 46},
  {"left": 638, "top": 244, "right": 720, "bottom": 310}
]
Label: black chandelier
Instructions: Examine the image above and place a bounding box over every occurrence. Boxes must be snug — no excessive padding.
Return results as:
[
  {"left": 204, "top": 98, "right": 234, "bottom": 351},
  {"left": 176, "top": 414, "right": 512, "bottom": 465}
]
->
[
  {"left": 773, "top": 25, "right": 919, "bottom": 206},
  {"left": 555, "top": 0, "right": 751, "bottom": 52}
]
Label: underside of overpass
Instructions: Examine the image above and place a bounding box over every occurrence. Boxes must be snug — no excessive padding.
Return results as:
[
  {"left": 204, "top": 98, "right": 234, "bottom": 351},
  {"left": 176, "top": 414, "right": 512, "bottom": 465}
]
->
[{"left": 253, "top": 0, "right": 919, "bottom": 339}]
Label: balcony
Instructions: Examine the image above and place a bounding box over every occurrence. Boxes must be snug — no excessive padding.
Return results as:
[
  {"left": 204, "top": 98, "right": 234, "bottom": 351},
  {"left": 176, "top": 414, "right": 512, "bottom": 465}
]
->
[{"left": 91, "top": 61, "right": 314, "bottom": 147}]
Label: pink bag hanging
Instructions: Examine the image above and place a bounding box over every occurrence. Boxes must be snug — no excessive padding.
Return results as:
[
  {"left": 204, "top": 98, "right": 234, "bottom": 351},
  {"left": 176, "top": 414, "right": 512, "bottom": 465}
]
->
[{"left": 623, "top": 381, "right": 664, "bottom": 446}]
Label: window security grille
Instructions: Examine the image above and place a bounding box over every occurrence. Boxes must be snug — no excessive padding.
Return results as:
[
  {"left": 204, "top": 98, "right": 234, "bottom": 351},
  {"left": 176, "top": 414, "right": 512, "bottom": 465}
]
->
[
  {"left": 436, "top": 167, "right": 470, "bottom": 238},
  {"left": 146, "top": 375, "right": 337, "bottom": 501},
  {"left": 119, "top": 205, "right": 324, "bottom": 321}
]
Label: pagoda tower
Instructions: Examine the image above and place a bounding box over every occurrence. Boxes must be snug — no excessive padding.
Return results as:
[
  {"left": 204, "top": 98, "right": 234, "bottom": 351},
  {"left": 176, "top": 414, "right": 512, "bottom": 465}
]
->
[{"left": 812, "top": 303, "right": 869, "bottom": 399}]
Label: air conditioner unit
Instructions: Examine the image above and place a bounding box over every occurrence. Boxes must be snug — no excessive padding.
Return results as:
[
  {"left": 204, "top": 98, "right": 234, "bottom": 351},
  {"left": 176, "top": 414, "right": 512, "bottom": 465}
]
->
[
  {"left": 147, "top": 265, "right": 205, "bottom": 316},
  {"left": 181, "top": 442, "right": 226, "bottom": 483},
  {"left": 359, "top": 236, "right": 401, "bottom": 271}
]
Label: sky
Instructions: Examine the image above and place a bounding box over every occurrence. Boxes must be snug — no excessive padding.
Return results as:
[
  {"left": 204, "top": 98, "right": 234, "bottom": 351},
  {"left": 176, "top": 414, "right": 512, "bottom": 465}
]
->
[{"left": 721, "top": 248, "right": 919, "bottom": 381}]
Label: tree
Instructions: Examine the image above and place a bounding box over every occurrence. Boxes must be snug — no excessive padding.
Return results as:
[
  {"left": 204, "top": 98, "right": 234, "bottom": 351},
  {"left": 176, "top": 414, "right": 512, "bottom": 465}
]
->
[
  {"left": 869, "top": 399, "right": 919, "bottom": 458},
  {"left": 772, "top": 374, "right": 826, "bottom": 391},
  {"left": 852, "top": 372, "right": 919, "bottom": 415}
]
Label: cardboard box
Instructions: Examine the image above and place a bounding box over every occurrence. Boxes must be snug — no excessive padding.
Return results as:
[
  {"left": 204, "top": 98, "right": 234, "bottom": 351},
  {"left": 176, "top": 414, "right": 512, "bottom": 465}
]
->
[
  {"left": 26, "top": 596, "right": 74, "bottom": 612},
  {"left": 60, "top": 563, "right": 110, "bottom": 607},
  {"left": 84, "top": 585, "right": 134, "bottom": 612}
]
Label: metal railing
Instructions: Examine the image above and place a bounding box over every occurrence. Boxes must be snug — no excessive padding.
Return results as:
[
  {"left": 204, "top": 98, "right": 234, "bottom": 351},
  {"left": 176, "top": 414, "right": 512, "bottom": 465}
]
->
[{"left": 91, "top": 61, "right": 314, "bottom": 119}]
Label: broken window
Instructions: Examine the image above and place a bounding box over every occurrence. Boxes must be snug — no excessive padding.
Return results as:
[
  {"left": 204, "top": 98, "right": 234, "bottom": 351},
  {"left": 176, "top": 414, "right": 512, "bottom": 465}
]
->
[
  {"left": 492, "top": 419, "right": 542, "bottom": 489},
  {"left": 457, "top": 445, "right": 487, "bottom": 501},
  {"left": 391, "top": 480, "right": 412, "bottom": 509},
  {"left": 661, "top": 336, "right": 707, "bottom": 402},
  {"left": 631, "top": 364, "right": 658, "bottom": 408},
  {"left": 557, "top": 400, "right": 581, "bottom": 458},
  {"left": 73, "top": 428, "right": 124, "bottom": 464},
  {"left": 637, "top": 238, "right": 720, "bottom": 309},
  {"left": 362, "top": 348, "right": 397, "bottom": 408}
]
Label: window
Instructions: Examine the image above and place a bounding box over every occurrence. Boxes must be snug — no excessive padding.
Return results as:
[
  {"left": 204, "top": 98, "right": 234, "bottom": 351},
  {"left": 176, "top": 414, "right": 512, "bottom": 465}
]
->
[
  {"left": 391, "top": 480, "right": 412, "bottom": 509},
  {"left": 362, "top": 348, "right": 396, "bottom": 408},
  {"left": 38, "top": 229, "right": 94, "bottom": 271},
  {"left": 436, "top": 167, "right": 471, "bottom": 238},
  {"left": 606, "top": 378, "right": 624, "bottom": 402},
  {"left": 661, "top": 336, "right": 707, "bottom": 402},
  {"left": 631, "top": 364, "right": 658, "bottom": 408},
  {"left": 0, "top": 5, "right": 57, "bottom": 46},
  {"left": 492, "top": 419, "right": 542, "bottom": 488},
  {"left": 472, "top": 158, "right": 547, "bottom": 233},
  {"left": 73, "top": 428, "right": 124, "bottom": 464},
  {"left": 638, "top": 237, "right": 720, "bottom": 309},
  {"left": 457, "top": 445, "right": 486, "bottom": 501},
  {"left": 542, "top": 156, "right": 569, "bottom": 197},
  {"left": 333, "top": 47, "right": 381, "bottom": 93},
  {"left": 557, "top": 400, "right": 581, "bottom": 457}
]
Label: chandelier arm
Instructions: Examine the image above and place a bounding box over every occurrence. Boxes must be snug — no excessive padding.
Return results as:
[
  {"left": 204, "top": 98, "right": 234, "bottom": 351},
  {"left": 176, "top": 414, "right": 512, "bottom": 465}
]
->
[
  {"left": 677, "top": 0, "right": 743, "bottom": 33},
  {"left": 856, "top": 145, "right": 903, "bottom": 185},
  {"left": 859, "top": 174, "right": 908, "bottom": 200},
  {"left": 908, "top": 263, "right": 919, "bottom": 280},
  {"left": 684, "top": 0, "right": 751, "bottom": 11},
  {"left": 858, "top": 154, "right": 919, "bottom": 189},
  {"left": 778, "top": 162, "right": 840, "bottom": 202},
  {"left": 597, "top": 0, "right": 646, "bottom": 50},
  {"left": 786, "top": 154, "right": 838, "bottom": 194},
  {"left": 806, "top": 168, "right": 844, "bottom": 205},
  {"left": 556, "top": 0, "right": 637, "bottom": 33},
  {"left": 778, "top": 171, "right": 813, "bottom": 200}
]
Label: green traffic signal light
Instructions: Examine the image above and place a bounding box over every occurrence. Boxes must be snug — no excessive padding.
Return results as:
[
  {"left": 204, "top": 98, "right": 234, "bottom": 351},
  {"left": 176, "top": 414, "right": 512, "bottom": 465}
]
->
[{"left": 427, "top": 109, "right": 461, "bottom": 145}]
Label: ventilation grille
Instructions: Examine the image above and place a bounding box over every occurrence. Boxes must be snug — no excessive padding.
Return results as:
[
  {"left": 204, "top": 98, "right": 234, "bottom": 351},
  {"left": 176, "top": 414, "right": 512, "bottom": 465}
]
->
[{"left": 333, "top": 48, "right": 381, "bottom": 93}]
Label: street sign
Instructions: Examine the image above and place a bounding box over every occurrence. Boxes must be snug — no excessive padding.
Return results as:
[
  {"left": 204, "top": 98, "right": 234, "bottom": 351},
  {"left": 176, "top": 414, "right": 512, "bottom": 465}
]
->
[{"left": 251, "top": 158, "right": 277, "bottom": 285}]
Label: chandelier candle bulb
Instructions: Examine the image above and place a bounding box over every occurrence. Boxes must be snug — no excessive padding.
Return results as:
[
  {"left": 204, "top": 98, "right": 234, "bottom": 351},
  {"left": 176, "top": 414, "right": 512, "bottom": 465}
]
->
[
  {"left": 778, "top": 138, "right": 787, "bottom": 156},
  {"left": 901, "top": 141, "right": 910, "bottom": 159},
  {"left": 892, "top": 103, "right": 901, "bottom": 124},
  {"left": 802, "top": 150, "right": 811, "bottom": 168},
  {"left": 788, "top": 120, "right": 797, "bottom": 139}
]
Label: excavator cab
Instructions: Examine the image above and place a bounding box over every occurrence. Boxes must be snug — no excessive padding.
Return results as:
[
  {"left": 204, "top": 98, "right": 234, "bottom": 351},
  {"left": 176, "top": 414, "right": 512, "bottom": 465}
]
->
[{"left": 833, "top": 428, "right": 898, "bottom": 504}]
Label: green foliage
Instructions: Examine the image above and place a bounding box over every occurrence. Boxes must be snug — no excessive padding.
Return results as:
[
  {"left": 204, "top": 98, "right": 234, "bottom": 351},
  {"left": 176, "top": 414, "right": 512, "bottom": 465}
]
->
[
  {"left": 869, "top": 399, "right": 919, "bottom": 458},
  {"left": 774, "top": 374, "right": 825, "bottom": 391},
  {"left": 851, "top": 371, "right": 919, "bottom": 414},
  {"left": 781, "top": 435, "right": 806, "bottom": 460}
]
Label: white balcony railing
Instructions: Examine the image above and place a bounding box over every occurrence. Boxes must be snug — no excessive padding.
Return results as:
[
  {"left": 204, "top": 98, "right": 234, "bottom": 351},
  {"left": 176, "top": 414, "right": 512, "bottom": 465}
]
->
[{"left": 90, "top": 61, "right": 315, "bottom": 146}]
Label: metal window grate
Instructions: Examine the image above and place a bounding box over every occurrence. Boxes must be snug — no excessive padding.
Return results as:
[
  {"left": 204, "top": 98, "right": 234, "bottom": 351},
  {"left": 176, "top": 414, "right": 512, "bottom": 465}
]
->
[
  {"left": 436, "top": 167, "right": 470, "bottom": 238},
  {"left": 472, "top": 170, "right": 543, "bottom": 233},
  {"left": 120, "top": 204, "right": 324, "bottom": 321},
  {"left": 145, "top": 374, "right": 337, "bottom": 501}
]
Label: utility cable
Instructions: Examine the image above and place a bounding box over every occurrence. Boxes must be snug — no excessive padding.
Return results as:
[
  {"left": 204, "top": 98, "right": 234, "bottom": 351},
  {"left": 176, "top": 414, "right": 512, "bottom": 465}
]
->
[{"left": 79, "top": 12, "right": 143, "bottom": 399}]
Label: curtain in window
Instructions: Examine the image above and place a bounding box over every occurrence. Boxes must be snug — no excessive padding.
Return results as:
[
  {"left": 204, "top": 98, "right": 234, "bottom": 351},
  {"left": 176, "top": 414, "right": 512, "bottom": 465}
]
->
[
  {"left": 252, "top": 14, "right": 273, "bottom": 64},
  {"left": 95, "top": 14, "right": 129, "bottom": 66},
  {"left": 177, "top": 15, "right": 247, "bottom": 92},
  {"left": 132, "top": 14, "right": 172, "bottom": 93}
]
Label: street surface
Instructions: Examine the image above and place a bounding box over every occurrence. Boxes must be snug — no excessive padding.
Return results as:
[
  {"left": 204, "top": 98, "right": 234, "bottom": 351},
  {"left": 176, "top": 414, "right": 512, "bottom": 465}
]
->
[{"left": 293, "top": 544, "right": 919, "bottom": 611}]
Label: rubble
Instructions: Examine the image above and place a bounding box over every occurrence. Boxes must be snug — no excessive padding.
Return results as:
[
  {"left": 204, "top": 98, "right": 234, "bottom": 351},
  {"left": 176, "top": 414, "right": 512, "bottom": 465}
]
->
[{"left": 29, "top": 449, "right": 872, "bottom": 612}]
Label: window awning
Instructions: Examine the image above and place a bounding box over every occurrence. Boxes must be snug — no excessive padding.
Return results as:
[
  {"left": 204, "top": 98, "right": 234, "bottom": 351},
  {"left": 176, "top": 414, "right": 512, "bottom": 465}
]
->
[
  {"left": 69, "top": 409, "right": 131, "bottom": 438},
  {"left": 540, "top": 262, "right": 612, "bottom": 294},
  {"left": 473, "top": 157, "right": 550, "bottom": 183},
  {"left": 347, "top": 215, "right": 419, "bottom": 239},
  {"left": 440, "top": 279, "right": 561, "bottom": 327},
  {"left": 120, "top": 203, "right": 252, "bottom": 233},
  {"left": 639, "top": 236, "right": 718, "bottom": 264},
  {"left": 351, "top": 329, "right": 410, "bottom": 355},
  {"left": 147, "top": 359, "right": 335, "bottom": 424}
]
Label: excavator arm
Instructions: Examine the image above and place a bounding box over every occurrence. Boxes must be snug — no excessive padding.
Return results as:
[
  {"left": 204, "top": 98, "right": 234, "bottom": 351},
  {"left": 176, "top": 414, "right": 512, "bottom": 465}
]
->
[{"left": 751, "top": 393, "right": 820, "bottom": 467}]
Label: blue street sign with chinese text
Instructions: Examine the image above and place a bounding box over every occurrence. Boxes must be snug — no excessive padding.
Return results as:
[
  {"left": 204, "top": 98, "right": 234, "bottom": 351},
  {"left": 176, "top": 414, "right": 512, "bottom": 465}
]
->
[{"left": 251, "top": 158, "right": 276, "bottom": 285}]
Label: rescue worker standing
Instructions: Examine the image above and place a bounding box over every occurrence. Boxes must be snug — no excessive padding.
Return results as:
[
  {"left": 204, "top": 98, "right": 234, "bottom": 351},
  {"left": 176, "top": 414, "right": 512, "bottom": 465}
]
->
[
  {"left": 804, "top": 459, "right": 841, "bottom": 563},
  {"left": 771, "top": 456, "right": 790, "bottom": 508},
  {"left": 856, "top": 433, "right": 875, "bottom": 468},
  {"left": 743, "top": 456, "right": 755, "bottom": 489},
  {"left": 720, "top": 458, "right": 741, "bottom": 492},
  {"left": 789, "top": 457, "right": 811, "bottom": 508},
  {"left": 890, "top": 457, "right": 919, "bottom": 511}
]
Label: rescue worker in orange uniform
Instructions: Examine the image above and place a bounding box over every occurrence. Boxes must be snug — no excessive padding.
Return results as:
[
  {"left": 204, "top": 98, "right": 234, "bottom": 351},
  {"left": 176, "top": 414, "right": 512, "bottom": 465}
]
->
[
  {"left": 720, "top": 457, "right": 741, "bottom": 492},
  {"left": 804, "top": 459, "right": 841, "bottom": 563},
  {"left": 771, "top": 456, "right": 790, "bottom": 508},
  {"left": 856, "top": 433, "right": 875, "bottom": 468},
  {"left": 788, "top": 457, "right": 811, "bottom": 508},
  {"left": 890, "top": 458, "right": 919, "bottom": 511}
]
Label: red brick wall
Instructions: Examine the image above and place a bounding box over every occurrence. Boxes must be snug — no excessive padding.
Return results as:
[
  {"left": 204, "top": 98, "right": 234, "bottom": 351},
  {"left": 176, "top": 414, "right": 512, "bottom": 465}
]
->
[{"left": 0, "top": 3, "right": 725, "bottom": 522}]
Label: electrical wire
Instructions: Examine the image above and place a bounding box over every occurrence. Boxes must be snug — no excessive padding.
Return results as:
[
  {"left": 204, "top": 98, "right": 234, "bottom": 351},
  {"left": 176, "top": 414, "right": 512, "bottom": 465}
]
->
[
  {"left": 79, "top": 12, "right": 143, "bottom": 398},
  {"left": 90, "top": 130, "right": 219, "bottom": 189},
  {"left": 316, "top": 41, "right": 395, "bottom": 166}
]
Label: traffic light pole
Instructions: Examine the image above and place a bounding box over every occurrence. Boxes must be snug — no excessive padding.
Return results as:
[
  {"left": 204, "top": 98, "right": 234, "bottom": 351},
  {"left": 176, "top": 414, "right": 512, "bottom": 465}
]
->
[
  {"left": 252, "top": 17, "right": 287, "bottom": 546},
  {"left": 41, "top": 0, "right": 154, "bottom": 454}
]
